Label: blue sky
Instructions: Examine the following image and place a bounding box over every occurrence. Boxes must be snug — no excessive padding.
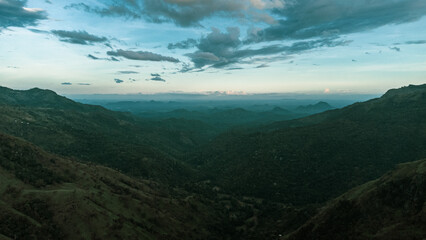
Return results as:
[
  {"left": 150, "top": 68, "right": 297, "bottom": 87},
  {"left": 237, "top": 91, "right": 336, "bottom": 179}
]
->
[{"left": 0, "top": 0, "right": 425, "bottom": 94}]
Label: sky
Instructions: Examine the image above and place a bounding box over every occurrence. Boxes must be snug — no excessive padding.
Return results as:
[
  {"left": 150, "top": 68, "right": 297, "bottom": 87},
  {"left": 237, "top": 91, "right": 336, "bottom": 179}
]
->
[{"left": 0, "top": 0, "right": 426, "bottom": 95}]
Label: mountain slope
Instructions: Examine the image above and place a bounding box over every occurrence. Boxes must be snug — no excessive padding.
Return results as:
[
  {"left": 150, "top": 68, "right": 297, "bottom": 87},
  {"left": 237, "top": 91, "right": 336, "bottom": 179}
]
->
[
  {"left": 0, "top": 131, "right": 318, "bottom": 239},
  {"left": 0, "top": 86, "right": 219, "bottom": 184},
  {"left": 0, "top": 132, "right": 229, "bottom": 239},
  {"left": 284, "top": 159, "right": 426, "bottom": 240},
  {"left": 295, "top": 101, "right": 334, "bottom": 114},
  {"left": 191, "top": 84, "right": 426, "bottom": 204}
]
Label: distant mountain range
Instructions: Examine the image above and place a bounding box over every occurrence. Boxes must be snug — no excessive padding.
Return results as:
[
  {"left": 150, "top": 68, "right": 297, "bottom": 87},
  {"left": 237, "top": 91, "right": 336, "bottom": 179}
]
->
[
  {"left": 190, "top": 84, "right": 426, "bottom": 204},
  {"left": 0, "top": 84, "right": 425, "bottom": 239}
]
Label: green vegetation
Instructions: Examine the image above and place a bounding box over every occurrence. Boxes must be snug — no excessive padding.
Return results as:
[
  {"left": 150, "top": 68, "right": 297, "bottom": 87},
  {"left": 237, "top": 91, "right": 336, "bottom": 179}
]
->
[
  {"left": 0, "top": 132, "right": 315, "bottom": 239},
  {"left": 283, "top": 159, "right": 426, "bottom": 240},
  {"left": 191, "top": 84, "right": 426, "bottom": 204},
  {"left": 1, "top": 84, "right": 426, "bottom": 239}
]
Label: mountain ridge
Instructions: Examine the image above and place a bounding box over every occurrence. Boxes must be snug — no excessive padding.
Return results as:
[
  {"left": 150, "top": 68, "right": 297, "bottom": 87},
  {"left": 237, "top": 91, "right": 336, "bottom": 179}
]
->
[{"left": 283, "top": 158, "right": 426, "bottom": 240}]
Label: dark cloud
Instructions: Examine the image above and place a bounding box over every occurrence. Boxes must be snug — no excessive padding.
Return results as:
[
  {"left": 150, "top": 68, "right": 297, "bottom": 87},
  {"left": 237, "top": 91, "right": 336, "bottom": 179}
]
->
[
  {"left": 45, "top": 0, "right": 52, "bottom": 4},
  {"left": 168, "top": 38, "right": 197, "bottom": 50},
  {"left": 117, "top": 71, "right": 139, "bottom": 74},
  {"left": 107, "top": 49, "right": 179, "bottom": 62},
  {"left": 87, "top": 54, "right": 100, "bottom": 60},
  {"left": 405, "top": 40, "right": 426, "bottom": 44},
  {"left": 150, "top": 76, "right": 166, "bottom": 82},
  {"left": 61, "top": 82, "right": 72, "bottom": 85},
  {"left": 77, "top": 83, "right": 91, "bottom": 86},
  {"left": 114, "top": 78, "right": 124, "bottom": 83},
  {"left": 0, "top": 0, "right": 47, "bottom": 30},
  {"left": 227, "top": 67, "right": 243, "bottom": 70},
  {"left": 247, "top": 0, "right": 426, "bottom": 43},
  {"left": 389, "top": 46, "right": 401, "bottom": 52},
  {"left": 51, "top": 30, "right": 108, "bottom": 45},
  {"left": 147, "top": 73, "right": 166, "bottom": 82},
  {"left": 186, "top": 27, "right": 240, "bottom": 68},
  {"left": 255, "top": 64, "right": 269, "bottom": 68},
  {"left": 28, "top": 28, "right": 49, "bottom": 34},
  {"left": 185, "top": 27, "right": 351, "bottom": 69},
  {"left": 65, "top": 0, "right": 273, "bottom": 27},
  {"left": 87, "top": 54, "right": 120, "bottom": 62}
]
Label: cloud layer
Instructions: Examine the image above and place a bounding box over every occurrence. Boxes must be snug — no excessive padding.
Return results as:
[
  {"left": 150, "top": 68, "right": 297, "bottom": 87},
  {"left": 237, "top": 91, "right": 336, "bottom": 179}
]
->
[
  {"left": 247, "top": 0, "right": 426, "bottom": 43},
  {"left": 66, "top": 0, "right": 286, "bottom": 27},
  {"left": 51, "top": 30, "right": 108, "bottom": 45},
  {"left": 107, "top": 49, "right": 179, "bottom": 62},
  {"left": 0, "top": 0, "right": 47, "bottom": 29},
  {"left": 183, "top": 27, "right": 351, "bottom": 69}
]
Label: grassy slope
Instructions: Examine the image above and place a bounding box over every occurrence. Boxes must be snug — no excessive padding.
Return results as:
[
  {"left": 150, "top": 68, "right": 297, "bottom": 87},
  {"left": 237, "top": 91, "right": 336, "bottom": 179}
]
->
[{"left": 284, "top": 159, "right": 426, "bottom": 240}]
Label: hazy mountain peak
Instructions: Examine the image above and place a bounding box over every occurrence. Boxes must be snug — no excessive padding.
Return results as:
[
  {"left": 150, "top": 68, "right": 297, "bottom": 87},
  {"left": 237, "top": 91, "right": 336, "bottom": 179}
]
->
[
  {"left": 382, "top": 84, "right": 426, "bottom": 100},
  {"left": 295, "top": 101, "right": 334, "bottom": 113},
  {"left": 0, "top": 86, "right": 99, "bottom": 111}
]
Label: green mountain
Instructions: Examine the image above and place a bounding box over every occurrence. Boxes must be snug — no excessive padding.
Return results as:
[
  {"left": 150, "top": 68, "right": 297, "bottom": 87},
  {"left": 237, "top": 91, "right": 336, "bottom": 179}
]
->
[
  {"left": 0, "top": 131, "right": 318, "bottom": 239},
  {"left": 295, "top": 101, "right": 334, "bottom": 114},
  {"left": 191, "top": 84, "right": 426, "bottom": 204},
  {"left": 1, "top": 84, "right": 426, "bottom": 239},
  {"left": 0, "top": 131, "right": 229, "bottom": 239},
  {"left": 284, "top": 159, "right": 426, "bottom": 240},
  {"left": 0, "top": 86, "right": 217, "bottom": 185}
]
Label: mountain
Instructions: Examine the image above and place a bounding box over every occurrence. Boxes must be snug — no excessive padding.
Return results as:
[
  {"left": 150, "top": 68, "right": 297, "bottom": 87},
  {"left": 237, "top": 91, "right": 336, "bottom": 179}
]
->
[
  {"left": 284, "top": 159, "right": 426, "bottom": 240},
  {"left": 0, "top": 87, "right": 94, "bottom": 111},
  {"left": 0, "top": 131, "right": 318, "bottom": 239},
  {"left": 134, "top": 107, "right": 302, "bottom": 130},
  {"left": 0, "top": 86, "right": 217, "bottom": 185},
  {"left": 295, "top": 101, "right": 334, "bottom": 114},
  {"left": 190, "top": 84, "right": 426, "bottom": 204},
  {"left": 0, "top": 132, "right": 225, "bottom": 239}
]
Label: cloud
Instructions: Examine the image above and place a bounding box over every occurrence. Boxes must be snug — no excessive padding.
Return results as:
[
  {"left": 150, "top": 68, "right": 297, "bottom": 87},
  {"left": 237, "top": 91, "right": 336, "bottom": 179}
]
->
[
  {"left": 150, "top": 76, "right": 166, "bottom": 82},
  {"left": 247, "top": 0, "right": 426, "bottom": 43},
  {"left": 28, "top": 28, "right": 49, "bottom": 34},
  {"left": 61, "top": 82, "right": 72, "bottom": 85},
  {"left": 185, "top": 27, "right": 351, "bottom": 69},
  {"left": 77, "top": 83, "right": 91, "bottom": 86},
  {"left": 389, "top": 46, "right": 401, "bottom": 52},
  {"left": 114, "top": 78, "right": 124, "bottom": 83},
  {"left": 51, "top": 30, "right": 108, "bottom": 45},
  {"left": 117, "top": 71, "right": 139, "bottom": 74},
  {"left": 87, "top": 54, "right": 120, "bottom": 62},
  {"left": 107, "top": 49, "right": 179, "bottom": 62},
  {"left": 87, "top": 54, "right": 100, "bottom": 60},
  {"left": 255, "top": 63, "right": 269, "bottom": 68},
  {"left": 148, "top": 73, "right": 166, "bottom": 82},
  {"left": 395, "top": 40, "right": 426, "bottom": 45},
  {"left": 66, "top": 0, "right": 285, "bottom": 27},
  {"left": 168, "top": 38, "right": 197, "bottom": 49},
  {"left": 0, "top": 0, "right": 47, "bottom": 30}
]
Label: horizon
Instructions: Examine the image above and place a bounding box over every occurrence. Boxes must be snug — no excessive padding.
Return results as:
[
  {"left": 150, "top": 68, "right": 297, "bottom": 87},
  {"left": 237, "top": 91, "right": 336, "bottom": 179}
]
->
[{"left": 1, "top": 0, "right": 425, "bottom": 95}]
